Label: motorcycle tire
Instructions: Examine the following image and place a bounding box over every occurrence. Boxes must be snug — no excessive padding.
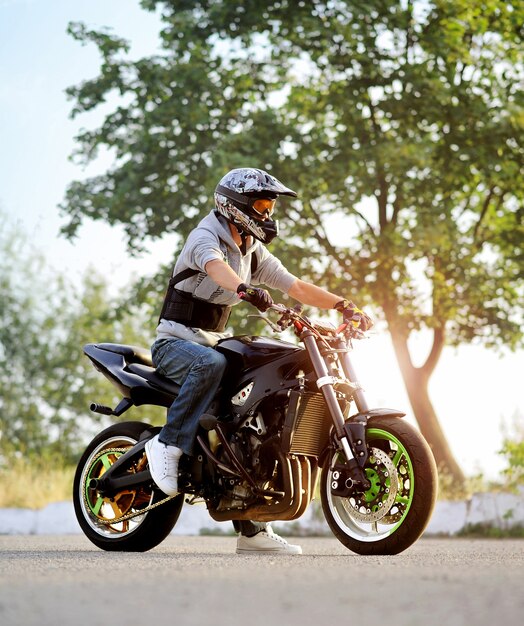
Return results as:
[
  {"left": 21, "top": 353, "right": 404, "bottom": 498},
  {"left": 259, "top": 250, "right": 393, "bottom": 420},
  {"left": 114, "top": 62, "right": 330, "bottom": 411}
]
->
[
  {"left": 321, "top": 416, "right": 438, "bottom": 555},
  {"left": 73, "top": 421, "right": 184, "bottom": 552}
]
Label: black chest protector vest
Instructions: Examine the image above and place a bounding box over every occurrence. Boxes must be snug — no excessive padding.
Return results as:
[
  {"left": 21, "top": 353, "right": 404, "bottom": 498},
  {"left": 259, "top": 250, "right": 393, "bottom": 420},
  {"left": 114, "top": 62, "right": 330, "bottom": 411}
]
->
[{"left": 158, "top": 253, "right": 258, "bottom": 333}]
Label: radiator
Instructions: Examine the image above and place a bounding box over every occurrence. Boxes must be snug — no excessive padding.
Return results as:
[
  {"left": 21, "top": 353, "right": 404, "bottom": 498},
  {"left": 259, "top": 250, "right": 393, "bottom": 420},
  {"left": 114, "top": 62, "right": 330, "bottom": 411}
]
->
[{"left": 282, "top": 391, "right": 332, "bottom": 457}]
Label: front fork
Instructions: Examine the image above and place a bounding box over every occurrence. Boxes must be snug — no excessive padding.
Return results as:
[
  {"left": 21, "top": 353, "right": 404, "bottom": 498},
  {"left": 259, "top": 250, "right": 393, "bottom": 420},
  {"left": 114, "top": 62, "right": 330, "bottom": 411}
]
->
[{"left": 302, "top": 331, "right": 370, "bottom": 491}]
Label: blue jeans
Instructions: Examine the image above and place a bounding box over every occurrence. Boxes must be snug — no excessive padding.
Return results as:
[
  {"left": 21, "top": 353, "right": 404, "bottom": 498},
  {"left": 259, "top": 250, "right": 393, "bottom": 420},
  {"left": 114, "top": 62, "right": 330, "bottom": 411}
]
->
[
  {"left": 151, "top": 337, "right": 227, "bottom": 455},
  {"left": 151, "top": 336, "right": 266, "bottom": 537}
]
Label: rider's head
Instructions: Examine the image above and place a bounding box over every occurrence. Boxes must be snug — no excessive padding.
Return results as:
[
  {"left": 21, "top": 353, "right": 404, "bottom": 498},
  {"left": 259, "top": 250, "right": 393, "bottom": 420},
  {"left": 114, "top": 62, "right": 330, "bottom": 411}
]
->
[{"left": 214, "top": 168, "right": 297, "bottom": 244}]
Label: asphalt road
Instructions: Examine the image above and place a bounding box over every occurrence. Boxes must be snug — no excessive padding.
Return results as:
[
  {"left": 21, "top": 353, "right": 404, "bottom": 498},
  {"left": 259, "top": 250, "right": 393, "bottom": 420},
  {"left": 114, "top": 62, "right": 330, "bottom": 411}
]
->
[{"left": 0, "top": 535, "right": 522, "bottom": 626}]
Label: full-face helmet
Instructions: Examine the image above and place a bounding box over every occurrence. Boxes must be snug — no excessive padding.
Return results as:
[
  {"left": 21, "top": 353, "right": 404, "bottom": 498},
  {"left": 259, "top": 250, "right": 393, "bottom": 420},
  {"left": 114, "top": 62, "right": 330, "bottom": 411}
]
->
[{"left": 214, "top": 168, "right": 297, "bottom": 244}]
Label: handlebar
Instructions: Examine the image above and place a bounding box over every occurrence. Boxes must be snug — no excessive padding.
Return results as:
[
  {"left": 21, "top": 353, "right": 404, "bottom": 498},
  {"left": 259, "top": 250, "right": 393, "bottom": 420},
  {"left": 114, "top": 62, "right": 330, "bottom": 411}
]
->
[{"left": 238, "top": 295, "right": 367, "bottom": 341}]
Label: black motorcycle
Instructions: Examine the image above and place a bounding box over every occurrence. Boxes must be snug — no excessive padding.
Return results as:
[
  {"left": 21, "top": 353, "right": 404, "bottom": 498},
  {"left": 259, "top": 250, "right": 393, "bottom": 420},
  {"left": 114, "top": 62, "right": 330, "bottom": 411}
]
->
[{"left": 73, "top": 302, "right": 438, "bottom": 554}]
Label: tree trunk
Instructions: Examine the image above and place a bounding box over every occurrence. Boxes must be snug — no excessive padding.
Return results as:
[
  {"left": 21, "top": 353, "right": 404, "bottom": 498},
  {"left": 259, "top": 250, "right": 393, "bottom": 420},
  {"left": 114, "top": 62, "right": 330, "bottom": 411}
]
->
[{"left": 388, "top": 326, "right": 466, "bottom": 490}]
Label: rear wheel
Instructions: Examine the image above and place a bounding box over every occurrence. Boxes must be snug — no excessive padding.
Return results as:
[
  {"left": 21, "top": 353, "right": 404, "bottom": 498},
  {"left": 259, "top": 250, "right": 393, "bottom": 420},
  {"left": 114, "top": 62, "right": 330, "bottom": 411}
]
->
[
  {"left": 73, "top": 421, "right": 184, "bottom": 552},
  {"left": 321, "top": 416, "right": 438, "bottom": 555}
]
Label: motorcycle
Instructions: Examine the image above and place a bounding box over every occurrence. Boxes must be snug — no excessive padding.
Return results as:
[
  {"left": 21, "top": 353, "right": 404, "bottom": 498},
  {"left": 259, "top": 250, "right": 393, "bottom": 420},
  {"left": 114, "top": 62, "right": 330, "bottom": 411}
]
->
[{"left": 73, "top": 302, "right": 438, "bottom": 554}]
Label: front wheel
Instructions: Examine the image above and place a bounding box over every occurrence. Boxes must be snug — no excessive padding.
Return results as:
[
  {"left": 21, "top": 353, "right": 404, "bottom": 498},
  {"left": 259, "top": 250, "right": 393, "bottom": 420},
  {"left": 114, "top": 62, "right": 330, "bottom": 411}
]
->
[
  {"left": 321, "top": 416, "right": 438, "bottom": 555},
  {"left": 73, "top": 421, "right": 184, "bottom": 552}
]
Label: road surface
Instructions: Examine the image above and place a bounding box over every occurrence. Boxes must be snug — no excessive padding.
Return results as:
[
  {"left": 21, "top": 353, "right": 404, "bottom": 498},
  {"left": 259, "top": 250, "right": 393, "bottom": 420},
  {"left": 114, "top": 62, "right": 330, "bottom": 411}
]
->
[{"left": 0, "top": 536, "right": 522, "bottom": 626}]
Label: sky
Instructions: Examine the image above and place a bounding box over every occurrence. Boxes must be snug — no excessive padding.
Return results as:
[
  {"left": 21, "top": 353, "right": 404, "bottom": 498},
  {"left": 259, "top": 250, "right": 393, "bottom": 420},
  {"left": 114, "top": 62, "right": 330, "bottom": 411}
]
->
[{"left": 0, "top": 0, "right": 522, "bottom": 482}]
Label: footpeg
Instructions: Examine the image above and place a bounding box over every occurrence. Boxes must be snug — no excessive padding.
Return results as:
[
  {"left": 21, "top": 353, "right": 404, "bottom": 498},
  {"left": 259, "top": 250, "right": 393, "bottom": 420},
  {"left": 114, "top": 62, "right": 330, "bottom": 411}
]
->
[
  {"left": 90, "top": 403, "right": 113, "bottom": 415},
  {"left": 199, "top": 414, "right": 219, "bottom": 431}
]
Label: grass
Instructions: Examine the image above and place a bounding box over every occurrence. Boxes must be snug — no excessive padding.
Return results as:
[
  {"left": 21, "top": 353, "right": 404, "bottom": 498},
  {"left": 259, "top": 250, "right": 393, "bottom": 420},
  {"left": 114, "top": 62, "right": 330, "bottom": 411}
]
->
[
  {"left": 457, "top": 523, "right": 524, "bottom": 539},
  {"left": 436, "top": 469, "right": 508, "bottom": 501},
  {"left": 0, "top": 458, "right": 75, "bottom": 509}
]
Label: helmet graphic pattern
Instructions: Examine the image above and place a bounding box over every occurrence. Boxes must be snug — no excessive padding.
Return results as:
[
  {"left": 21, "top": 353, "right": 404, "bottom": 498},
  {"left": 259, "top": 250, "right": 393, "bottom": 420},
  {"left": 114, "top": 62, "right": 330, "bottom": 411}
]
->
[
  {"left": 214, "top": 193, "right": 269, "bottom": 241},
  {"left": 217, "top": 168, "right": 296, "bottom": 196},
  {"left": 214, "top": 168, "right": 296, "bottom": 243}
]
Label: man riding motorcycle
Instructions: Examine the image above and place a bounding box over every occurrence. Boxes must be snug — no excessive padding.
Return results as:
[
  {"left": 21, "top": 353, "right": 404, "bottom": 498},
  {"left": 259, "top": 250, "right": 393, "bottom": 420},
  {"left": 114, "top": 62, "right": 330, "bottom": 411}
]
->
[{"left": 145, "top": 167, "right": 372, "bottom": 554}]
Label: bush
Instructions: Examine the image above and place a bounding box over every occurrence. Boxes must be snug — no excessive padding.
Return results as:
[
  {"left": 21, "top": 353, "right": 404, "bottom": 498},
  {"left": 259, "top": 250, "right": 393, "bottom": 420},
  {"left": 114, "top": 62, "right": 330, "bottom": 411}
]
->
[
  {"left": 499, "top": 414, "right": 524, "bottom": 492},
  {"left": 500, "top": 440, "right": 524, "bottom": 491}
]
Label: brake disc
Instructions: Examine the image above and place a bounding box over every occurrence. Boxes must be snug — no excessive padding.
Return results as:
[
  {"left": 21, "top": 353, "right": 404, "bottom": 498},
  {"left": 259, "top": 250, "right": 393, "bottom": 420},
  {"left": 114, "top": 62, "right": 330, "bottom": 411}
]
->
[{"left": 339, "top": 447, "right": 399, "bottom": 523}]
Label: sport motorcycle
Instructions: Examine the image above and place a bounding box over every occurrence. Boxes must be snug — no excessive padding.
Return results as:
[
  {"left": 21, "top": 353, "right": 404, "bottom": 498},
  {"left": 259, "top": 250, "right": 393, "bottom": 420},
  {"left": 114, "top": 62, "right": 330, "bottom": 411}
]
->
[{"left": 73, "top": 302, "right": 438, "bottom": 554}]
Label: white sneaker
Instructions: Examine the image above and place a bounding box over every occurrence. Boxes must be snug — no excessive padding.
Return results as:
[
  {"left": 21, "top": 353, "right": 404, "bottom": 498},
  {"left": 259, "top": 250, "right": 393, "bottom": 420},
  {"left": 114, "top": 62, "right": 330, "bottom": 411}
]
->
[
  {"left": 236, "top": 527, "right": 302, "bottom": 555},
  {"left": 145, "top": 434, "right": 183, "bottom": 496}
]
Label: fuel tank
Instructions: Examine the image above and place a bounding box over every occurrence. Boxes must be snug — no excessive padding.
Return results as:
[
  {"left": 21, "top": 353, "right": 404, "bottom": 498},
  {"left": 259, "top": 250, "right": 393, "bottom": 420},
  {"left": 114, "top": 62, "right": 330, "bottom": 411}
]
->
[{"left": 216, "top": 335, "right": 303, "bottom": 371}]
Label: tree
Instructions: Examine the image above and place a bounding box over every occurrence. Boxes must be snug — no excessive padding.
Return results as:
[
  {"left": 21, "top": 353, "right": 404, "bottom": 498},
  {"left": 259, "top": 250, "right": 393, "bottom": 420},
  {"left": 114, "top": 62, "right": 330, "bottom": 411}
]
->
[
  {"left": 0, "top": 219, "right": 57, "bottom": 460},
  {"left": 61, "top": 1, "right": 524, "bottom": 488},
  {"left": 0, "top": 214, "right": 163, "bottom": 464}
]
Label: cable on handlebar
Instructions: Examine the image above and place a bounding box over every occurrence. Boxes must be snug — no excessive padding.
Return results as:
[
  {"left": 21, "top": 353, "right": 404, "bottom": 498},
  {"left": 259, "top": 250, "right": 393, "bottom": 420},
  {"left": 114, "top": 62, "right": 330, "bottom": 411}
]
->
[{"left": 241, "top": 298, "right": 365, "bottom": 343}]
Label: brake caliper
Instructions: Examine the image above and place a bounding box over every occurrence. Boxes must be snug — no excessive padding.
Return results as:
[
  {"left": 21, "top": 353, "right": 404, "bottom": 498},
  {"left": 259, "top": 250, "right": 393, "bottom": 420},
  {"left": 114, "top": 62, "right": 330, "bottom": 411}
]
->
[{"left": 330, "top": 458, "right": 371, "bottom": 497}]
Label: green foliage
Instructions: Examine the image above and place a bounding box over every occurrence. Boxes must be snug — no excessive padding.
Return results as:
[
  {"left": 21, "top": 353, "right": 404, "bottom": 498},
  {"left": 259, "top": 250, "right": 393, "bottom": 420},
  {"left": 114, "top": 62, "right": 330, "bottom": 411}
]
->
[
  {"left": 0, "top": 220, "right": 53, "bottom": 460},
  {"left": 499, "top": 416, "right": 524, "bottom": 491},
  {"left": 500, "top": 439, "right": 524, "bottom": 489},
  {"left": 61, "top": 0, "right": 523, "bottom": 350},
  {"left": 457, "top": 522, "right": 524, "bottom": 538},
  {"left": 60, "top": 1, "right": 524, "bottom": 483},
  {"left": 0, "top": 214, "right": 162, "bottom": 465}
]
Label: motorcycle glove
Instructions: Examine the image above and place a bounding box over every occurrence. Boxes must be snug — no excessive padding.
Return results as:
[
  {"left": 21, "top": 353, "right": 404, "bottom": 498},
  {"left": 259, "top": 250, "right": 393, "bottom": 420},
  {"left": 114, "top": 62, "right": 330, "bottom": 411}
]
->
[
  {"left": 237, "top": 283, "right": 274, "bottom": 312},
  {"left": 334, "top": 299, "right": 374, "bottom": 331}
]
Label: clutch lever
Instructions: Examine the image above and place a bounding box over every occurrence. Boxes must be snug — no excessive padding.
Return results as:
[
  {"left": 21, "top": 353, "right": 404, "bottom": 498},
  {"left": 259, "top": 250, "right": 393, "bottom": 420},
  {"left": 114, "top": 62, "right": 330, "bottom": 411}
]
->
[{"left": 247, "top": 314, "right": 282, "bottom": 333}]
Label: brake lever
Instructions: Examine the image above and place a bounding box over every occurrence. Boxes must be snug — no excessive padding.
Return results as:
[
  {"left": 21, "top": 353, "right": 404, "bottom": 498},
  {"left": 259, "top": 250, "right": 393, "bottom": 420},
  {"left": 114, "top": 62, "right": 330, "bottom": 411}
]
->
[{"left": 337, "top": 322, "right": 367, "bottom": 341}]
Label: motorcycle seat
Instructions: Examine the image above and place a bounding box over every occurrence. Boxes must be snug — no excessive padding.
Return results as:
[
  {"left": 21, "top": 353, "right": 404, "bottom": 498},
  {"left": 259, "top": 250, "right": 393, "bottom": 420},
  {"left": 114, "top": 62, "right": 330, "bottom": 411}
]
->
[
  {"left": 97, "top": 343, "right": 153, "bottom": 367},
  {"left": 127, "top": 363, "right": 181, "bottom": 396}
]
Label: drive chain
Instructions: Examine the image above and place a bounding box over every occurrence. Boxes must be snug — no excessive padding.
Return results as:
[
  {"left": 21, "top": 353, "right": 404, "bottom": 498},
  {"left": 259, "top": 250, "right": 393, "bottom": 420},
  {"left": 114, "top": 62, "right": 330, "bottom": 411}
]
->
[{"left": 83, "top": 446, "right": 176, "bottom": 526}]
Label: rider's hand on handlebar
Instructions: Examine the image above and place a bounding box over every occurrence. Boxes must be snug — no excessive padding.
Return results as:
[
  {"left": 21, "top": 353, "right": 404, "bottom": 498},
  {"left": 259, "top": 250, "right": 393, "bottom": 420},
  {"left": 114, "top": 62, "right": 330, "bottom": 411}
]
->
[
  {"left": 334, "top": 299, "right": 374, "bottom": 332},
  {"left": 237, "top": 283, "right": 274, "bottom": 312}
]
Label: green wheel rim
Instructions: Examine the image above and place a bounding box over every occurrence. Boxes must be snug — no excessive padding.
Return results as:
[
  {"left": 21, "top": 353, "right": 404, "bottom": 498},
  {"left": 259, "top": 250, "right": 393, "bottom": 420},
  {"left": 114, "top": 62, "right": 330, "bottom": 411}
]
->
[
  {"left": 85, "top": 450, "right": 125, "bottom": 516},
  {"left": 367, "top": 427, "right": 415, "bottom": 532},
  {"left": 326, "top": 426, "right": 416, "bottom": 542},
  {"left": 79, "top": 435, "right": 154, "bottom": 538}
]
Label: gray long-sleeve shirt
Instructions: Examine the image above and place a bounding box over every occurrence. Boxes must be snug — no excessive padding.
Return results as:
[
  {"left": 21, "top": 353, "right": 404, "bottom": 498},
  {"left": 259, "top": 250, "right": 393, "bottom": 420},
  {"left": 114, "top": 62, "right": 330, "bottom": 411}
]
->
[{"left": 156, "top": 211, "right": 297, "bottom": 346}]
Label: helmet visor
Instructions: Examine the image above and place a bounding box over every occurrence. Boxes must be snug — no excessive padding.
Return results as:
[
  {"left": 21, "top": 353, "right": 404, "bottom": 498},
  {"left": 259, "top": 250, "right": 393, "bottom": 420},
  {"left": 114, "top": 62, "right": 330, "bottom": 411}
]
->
[{"left": 252, "top": 197, "right": 276, "bottom": 217}]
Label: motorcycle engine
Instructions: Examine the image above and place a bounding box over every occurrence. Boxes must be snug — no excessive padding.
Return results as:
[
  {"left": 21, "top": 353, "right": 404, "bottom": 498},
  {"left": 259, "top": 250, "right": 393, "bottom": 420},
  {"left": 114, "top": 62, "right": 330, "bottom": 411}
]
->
[{"left": 215, "top": 411, "right": 269, "bottom": 511}]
